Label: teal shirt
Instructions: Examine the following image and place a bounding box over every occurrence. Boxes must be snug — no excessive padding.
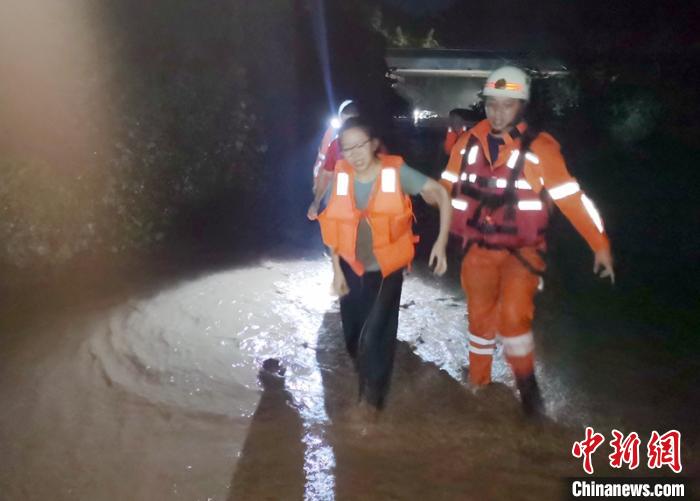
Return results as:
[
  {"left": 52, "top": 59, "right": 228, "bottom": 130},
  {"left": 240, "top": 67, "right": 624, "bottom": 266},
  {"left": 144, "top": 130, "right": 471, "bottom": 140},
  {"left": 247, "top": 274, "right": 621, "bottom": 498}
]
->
[{"left": 354, "top": 164, "right": 429, "bottom": 272}]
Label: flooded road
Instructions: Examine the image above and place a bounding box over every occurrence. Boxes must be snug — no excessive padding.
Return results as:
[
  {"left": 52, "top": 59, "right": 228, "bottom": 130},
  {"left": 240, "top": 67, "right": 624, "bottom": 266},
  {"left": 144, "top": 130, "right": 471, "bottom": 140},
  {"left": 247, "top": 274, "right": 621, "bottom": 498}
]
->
[{"left": 0, "top": 249, "right": 697, "bottom": 500}]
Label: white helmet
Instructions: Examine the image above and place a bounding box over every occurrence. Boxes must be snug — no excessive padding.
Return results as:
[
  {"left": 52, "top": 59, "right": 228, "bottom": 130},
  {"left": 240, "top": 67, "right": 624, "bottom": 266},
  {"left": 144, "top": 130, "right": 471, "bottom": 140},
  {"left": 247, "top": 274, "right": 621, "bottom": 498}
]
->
[
  {"left": 337, "top": 99, "right": 355, "bottom": 116},
  {"left": 482, "top": 66, "right": 530, "bottom": 101},
  {"left": 331, "top": 99, "right": 357, "bottom": 129}
]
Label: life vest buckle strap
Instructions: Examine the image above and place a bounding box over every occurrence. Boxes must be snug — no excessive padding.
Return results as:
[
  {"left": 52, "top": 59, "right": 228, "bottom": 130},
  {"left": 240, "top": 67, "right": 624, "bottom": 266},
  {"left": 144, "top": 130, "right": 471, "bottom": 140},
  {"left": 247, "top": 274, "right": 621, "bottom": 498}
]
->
[
  {"left": 467, "top": 220, "right": 518, "bottom": 235},
  {"left": 465, "top": 239, "right": 546, "bottom": 277},
  {"left": 509, "top": 249, "right": 546, "bottom": 277}
]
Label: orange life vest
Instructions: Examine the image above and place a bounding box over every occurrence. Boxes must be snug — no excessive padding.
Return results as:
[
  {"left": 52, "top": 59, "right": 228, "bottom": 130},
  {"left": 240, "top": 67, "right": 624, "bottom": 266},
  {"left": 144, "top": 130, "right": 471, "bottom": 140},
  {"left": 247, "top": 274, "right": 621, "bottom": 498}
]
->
[
  {"left": 317, "top": 155, "right": 418, "bottom": 277},
  {"left": 449, "top": 134, "right": 551, "bottom": 249}
]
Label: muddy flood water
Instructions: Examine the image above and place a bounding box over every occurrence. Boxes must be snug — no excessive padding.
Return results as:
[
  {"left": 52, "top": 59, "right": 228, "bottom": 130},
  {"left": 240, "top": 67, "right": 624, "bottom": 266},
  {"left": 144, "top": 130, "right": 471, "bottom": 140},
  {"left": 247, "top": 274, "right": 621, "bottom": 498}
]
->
[{"left": 0, "top": 246, "right": 697, "bottom": 500}]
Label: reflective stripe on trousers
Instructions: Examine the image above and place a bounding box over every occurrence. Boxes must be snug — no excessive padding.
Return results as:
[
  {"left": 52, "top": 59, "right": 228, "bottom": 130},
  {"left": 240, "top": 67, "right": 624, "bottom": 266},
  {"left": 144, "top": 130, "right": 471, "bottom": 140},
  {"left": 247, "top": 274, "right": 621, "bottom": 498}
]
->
[{"left": 460, "top": 246, "right": 543, "bottom": 385}]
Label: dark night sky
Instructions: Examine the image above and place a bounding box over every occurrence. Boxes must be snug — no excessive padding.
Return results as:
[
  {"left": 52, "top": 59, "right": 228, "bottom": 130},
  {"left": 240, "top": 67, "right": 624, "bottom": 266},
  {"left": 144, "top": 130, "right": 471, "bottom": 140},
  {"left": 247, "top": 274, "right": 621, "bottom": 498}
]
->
[
  {"left": 375, "top": 0, "right": 700, "bottom": 54},
  {"left": 380, "top": 0, "right": 458, "bottom": 15}
]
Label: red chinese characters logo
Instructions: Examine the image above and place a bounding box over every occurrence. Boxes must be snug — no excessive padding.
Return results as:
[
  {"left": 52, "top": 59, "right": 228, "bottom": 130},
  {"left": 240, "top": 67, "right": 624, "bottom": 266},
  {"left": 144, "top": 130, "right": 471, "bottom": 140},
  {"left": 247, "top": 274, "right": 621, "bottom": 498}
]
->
[
  {"left": 572, "top": 428, "right": 683, "bottom": 474},
  {"left": 609, "top": 429, "right": 641, "bottom": 470},
  {"left": 647, "top": 430, "right": 682, "bottom": 473},
  {"left": 572, "top": 427, "right": 605, "bottom": 474}
]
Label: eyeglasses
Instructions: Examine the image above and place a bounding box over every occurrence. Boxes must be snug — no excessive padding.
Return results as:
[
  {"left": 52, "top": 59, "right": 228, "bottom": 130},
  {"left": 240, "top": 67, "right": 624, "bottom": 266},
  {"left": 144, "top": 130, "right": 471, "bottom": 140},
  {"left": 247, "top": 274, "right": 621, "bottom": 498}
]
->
[{"left": 340, "top": 139, "right": 370, "bottom": 154}]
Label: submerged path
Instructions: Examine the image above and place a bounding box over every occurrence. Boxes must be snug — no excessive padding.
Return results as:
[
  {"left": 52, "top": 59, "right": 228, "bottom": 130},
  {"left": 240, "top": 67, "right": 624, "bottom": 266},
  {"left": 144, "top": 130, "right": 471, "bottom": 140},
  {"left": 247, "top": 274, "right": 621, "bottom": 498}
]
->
[{"left": 0, "top": 252, "right": 696, "bottom": 500}]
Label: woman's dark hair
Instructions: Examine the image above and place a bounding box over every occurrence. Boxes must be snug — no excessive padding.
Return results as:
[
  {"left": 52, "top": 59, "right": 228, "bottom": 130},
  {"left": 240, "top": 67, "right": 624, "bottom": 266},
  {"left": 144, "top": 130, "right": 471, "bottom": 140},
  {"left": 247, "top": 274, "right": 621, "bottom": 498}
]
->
[
  {"left": 339, "top": 101, "right": 359, "bottom": 117},
  {"left": 448, "top": 108, "right": 472, "bottom": 121},
  {"left": 338, "top": 116, "right": 382, "bottom": 156},
  {"left": 338, "top": 116, "right": 377, "bottom": 140}
]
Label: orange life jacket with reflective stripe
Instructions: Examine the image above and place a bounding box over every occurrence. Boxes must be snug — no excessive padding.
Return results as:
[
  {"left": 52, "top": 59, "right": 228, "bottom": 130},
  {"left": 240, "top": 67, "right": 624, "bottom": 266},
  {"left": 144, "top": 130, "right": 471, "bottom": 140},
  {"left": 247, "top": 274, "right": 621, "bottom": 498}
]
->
[
  {"left": 449, "top": 134, "right": 551, "bottom": 249},
  {"left": 317, "top": 154, "right": 417, "bottom": 277}
]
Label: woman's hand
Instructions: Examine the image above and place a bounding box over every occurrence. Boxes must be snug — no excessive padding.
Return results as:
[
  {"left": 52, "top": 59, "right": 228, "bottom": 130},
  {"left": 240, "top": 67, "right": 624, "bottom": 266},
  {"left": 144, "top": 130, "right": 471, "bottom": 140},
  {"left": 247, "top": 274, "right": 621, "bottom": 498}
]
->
[
  {"left": 331, "top": 270, "right": 350, "bottom": 297},
  {"left": 307, "top": 201, "right": 320, "bottom": 221},
  {"left": 419, "top": 177, "right": 451, "bottom": 277},
  {"left": 308, "top": 170, "right": 333, "bottom": 220},
  {"left": 429, "top": 238, "right": 448, "bottom": 276},
  {"left": 593, "top": 247, "right": 615, "bottom": 284}
]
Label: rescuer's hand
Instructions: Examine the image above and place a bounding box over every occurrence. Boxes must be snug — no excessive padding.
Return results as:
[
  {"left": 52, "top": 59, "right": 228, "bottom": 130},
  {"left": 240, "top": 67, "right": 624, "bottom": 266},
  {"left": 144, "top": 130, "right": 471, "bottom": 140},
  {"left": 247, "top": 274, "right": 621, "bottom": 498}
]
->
[
  {"left": 429, "top": 239, "right": 448, "bottom": 276},
  {"left": 593, "top": 247, "right": 615, "bottom": 284},
  {"left": 307, "top": 201, "right": 320, "bottom": 221},
  {"left": 331, "top": 270, "right": 349, "bottom": 297}
]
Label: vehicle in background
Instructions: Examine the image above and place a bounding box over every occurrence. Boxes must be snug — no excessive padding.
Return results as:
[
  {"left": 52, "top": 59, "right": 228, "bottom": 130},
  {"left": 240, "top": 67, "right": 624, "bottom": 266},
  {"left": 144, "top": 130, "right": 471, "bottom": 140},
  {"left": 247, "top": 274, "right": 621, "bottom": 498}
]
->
[{"left": 386, "top": 48, "right": 568, "bottom": 129}]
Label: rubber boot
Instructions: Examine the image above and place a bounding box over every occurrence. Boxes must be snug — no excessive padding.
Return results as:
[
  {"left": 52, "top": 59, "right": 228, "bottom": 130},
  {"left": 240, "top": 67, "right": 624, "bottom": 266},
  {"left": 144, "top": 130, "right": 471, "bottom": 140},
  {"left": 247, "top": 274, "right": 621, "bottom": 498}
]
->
[{"left": 516, "top": 373, "right": 544, "bottom": 418}]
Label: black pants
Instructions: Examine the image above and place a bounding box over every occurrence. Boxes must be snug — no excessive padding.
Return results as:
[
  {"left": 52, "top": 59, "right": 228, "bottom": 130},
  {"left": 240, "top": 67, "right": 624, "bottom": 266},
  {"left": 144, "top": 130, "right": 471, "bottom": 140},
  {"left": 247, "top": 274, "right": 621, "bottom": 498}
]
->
[{"left": 339, "top": 259, "right": 403, "bottom": 409}]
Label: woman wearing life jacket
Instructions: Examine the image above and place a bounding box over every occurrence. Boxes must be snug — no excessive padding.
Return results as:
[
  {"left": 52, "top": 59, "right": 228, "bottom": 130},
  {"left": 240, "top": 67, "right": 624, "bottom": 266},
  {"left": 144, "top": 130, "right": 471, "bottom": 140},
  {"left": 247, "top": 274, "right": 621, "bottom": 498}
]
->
[
  {"left": 313, "top": 116, "right": 452, "bottom": 419},
  {"left": 439, "top": 66, "right": 615, "bottom": 417}
]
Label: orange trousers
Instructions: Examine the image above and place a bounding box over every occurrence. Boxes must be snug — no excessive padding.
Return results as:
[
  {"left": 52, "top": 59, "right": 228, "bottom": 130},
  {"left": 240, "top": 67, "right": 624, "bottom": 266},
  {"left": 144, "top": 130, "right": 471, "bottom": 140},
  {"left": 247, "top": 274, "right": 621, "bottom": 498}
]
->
[{"left": 460, "top": 245, "right": 544, "bottom": 385}]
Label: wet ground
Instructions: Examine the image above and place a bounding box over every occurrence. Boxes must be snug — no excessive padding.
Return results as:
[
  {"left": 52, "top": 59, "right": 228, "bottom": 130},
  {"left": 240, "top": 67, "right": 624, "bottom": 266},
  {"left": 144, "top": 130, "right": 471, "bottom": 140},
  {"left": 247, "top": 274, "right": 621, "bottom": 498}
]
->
[{"left": 0, "top": 232, "right": 697, "bottom": 500}]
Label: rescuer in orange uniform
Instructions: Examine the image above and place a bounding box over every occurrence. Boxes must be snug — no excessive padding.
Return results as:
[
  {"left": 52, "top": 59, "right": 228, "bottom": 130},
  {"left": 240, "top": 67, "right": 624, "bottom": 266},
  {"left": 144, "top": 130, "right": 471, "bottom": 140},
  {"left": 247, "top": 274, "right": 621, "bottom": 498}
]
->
[
  {"left": 311, "top": 100, "right": 359, "bottom": 199},
  {"left": 313, "top": 116, "right": 452, "bottom": 418},
  {"left": 440, "top": 66, "right": 615, "bottom": 416}
]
